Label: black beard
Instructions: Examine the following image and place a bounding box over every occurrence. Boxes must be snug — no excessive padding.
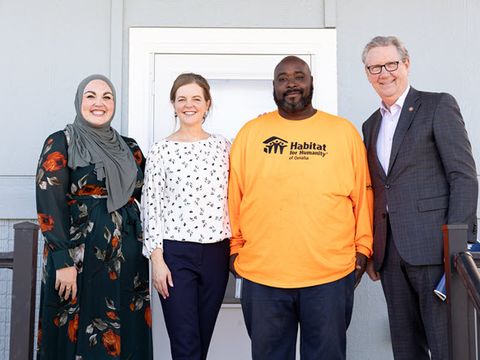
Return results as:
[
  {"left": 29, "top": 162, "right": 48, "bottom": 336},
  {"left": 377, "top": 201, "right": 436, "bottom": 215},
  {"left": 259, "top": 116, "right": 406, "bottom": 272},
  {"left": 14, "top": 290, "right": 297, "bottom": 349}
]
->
[{"left": 273, "top": 85, "right": 314, "bottom": 113}]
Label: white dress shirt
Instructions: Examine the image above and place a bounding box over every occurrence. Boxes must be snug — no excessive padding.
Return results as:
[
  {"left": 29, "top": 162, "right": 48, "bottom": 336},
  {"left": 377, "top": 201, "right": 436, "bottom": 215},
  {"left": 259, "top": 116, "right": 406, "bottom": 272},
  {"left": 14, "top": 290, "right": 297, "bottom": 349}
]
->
[
  {"left": 376, "top": 86, "right": 410, "bottom": 174},
  {"left": 142, "top": 134, "right": 232, "bottom": 257}
]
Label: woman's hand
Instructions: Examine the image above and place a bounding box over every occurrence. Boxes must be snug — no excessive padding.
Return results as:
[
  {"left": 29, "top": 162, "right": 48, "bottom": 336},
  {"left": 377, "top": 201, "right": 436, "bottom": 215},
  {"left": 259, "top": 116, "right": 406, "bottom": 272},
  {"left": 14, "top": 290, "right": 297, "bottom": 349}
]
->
[
  {"left": 55, "top": 266, "right": 78, "bottom": 300},
  {"left": 151, "top": 248, "right": 173, "bottom": 299}
]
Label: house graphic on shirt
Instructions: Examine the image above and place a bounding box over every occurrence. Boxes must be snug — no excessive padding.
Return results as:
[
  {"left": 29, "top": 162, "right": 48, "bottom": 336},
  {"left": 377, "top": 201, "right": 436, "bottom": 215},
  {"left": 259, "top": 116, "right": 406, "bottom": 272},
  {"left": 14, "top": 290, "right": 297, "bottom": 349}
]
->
[{"left": 263, "top": 136, "right": 288, "bottom": 154}]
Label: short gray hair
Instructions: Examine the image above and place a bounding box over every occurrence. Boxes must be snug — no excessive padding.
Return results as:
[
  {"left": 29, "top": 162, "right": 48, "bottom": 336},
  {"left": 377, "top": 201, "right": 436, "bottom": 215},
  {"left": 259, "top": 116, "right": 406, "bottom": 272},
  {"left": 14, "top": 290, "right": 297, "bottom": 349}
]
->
[{"left": 361, "top": 36, "right": 410, "bottom": 64}]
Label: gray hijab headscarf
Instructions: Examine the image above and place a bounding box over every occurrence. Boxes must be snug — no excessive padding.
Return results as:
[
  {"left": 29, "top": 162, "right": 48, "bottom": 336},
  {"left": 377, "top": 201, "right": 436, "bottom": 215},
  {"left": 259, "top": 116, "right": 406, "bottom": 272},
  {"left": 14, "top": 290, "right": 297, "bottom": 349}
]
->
[{"left": 65, "top": 74, "right": 138, "bottom": 213}]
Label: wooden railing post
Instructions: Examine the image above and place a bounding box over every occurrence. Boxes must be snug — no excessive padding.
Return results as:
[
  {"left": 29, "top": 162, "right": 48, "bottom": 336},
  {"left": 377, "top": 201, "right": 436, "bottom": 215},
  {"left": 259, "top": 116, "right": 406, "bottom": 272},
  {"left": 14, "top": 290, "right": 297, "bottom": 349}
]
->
[
  {"left": 9, "top": 222, "right": 39, "bottom": 360},
  {"left": 443, "top": 224, "right": 472, "bottom": 360}
]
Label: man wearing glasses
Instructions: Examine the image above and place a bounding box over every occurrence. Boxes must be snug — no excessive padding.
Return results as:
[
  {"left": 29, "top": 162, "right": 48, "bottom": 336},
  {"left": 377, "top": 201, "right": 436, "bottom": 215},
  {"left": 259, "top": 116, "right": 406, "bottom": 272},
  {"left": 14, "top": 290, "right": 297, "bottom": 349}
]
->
[{"left": 361, "top": 36, "right": 478, "bottom": 360}]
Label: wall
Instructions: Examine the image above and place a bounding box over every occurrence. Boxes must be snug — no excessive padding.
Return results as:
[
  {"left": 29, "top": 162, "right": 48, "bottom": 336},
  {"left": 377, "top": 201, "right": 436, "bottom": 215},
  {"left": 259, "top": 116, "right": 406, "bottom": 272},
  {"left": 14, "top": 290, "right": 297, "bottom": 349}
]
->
[
  {"left": 336, "top": 0, "right": 480, "bottom": 188},
  {"left": 0, "top": 0, "right": 113, "bottom": 219},
  {"left": 1, "top": 0, "right": 479, "bottom": 359}
]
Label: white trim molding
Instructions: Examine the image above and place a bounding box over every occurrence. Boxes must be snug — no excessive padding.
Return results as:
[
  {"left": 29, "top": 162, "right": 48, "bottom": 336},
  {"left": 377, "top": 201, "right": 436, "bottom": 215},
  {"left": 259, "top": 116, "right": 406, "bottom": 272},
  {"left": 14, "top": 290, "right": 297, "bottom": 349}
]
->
[{"left": 128, "top": 28, "right": 337, "bottom": 149}]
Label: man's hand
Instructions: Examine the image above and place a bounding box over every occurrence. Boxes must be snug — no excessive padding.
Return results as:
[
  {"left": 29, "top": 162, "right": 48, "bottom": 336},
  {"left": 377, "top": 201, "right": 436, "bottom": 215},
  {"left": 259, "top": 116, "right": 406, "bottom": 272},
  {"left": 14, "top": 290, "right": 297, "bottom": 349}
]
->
[
  {"left": 151, "top": 248, "right": 173, "bottom": 299},
  {"left": 229, "top": 254, "right": 239, "bottom": 277},
  {"left": 366, "top": 260, "right": 381, "bottom": 281},
  {"left": 55, "top": 266, "right": 78, "bottom": 300},
  {"left": 354, "top": 252, "right": 368, "bottom": 288}
]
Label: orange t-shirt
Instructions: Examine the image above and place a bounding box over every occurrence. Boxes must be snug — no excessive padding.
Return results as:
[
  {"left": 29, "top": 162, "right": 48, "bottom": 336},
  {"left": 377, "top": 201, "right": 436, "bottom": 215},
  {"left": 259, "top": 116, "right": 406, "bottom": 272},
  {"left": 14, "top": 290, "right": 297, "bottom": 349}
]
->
[{"left": 228, "top": 110, "right": 373, "bottom": 288}]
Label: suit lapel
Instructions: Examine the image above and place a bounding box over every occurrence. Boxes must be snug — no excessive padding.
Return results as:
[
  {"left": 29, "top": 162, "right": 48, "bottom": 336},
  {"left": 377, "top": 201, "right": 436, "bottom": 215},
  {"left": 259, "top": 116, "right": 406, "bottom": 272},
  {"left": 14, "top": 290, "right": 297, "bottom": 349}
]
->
[
  {"left": 387, "top": 88, "right": 420, "bottom": 174},
  {"left": 370, "top": 111, "right": 387, "bottom": 180}
]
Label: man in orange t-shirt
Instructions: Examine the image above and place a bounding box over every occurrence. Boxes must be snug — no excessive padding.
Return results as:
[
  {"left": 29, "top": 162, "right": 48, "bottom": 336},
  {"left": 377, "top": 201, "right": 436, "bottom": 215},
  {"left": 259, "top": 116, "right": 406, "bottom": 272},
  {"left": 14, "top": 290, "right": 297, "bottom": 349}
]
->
[{"left": 228, "top": 56, "right": 373, "bottom": 360}]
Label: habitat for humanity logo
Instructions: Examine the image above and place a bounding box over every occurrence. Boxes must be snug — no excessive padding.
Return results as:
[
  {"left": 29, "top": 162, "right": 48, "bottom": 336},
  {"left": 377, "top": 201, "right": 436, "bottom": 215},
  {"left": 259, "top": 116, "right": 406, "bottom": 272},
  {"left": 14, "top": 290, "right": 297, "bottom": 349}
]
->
[
  {"left": 262, "top": 136, "right": 328, "bottom": 160},
  {"left": 263, "top": 136, "right": 288, "bottom": 154}
]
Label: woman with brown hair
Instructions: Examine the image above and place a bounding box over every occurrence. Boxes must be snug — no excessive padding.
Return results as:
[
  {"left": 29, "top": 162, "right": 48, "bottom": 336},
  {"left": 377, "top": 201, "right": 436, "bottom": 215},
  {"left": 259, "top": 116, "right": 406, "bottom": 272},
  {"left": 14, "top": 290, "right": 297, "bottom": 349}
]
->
[{"left": 143, "top": 73, "right": 231, "bottom": 360}]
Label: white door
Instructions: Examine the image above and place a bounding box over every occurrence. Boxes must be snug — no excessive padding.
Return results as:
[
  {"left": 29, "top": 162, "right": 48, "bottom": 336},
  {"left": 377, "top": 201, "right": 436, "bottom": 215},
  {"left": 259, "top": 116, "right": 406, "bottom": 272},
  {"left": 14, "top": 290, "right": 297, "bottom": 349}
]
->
[{"left": 128, "top": 28, "right": 337, "bottom": 360}]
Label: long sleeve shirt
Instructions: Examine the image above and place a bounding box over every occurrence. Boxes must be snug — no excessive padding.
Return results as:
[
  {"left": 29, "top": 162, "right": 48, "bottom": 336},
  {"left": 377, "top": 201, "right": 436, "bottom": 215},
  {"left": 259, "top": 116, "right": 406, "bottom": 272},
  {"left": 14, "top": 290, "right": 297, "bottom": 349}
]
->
[{"left": 142, "top": 134, "right": 231, "bottom": 257}]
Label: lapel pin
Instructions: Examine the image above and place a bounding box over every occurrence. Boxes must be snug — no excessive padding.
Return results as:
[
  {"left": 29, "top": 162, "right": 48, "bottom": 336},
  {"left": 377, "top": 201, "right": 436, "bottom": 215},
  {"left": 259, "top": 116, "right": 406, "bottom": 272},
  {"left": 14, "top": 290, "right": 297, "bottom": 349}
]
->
[{"left": 408, "top": 107, "right": 414, "bottom": 112}]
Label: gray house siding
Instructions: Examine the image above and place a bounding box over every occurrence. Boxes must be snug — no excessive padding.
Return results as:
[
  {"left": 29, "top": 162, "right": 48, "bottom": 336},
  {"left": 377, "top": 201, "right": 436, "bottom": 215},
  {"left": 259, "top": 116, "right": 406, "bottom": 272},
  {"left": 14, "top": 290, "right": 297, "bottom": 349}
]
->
[
  {"left": 0, "top": 0, "right": 113, "bottom": 220},
  {"left": 0, "top": 0, "right": 478, "bottom": 359}
]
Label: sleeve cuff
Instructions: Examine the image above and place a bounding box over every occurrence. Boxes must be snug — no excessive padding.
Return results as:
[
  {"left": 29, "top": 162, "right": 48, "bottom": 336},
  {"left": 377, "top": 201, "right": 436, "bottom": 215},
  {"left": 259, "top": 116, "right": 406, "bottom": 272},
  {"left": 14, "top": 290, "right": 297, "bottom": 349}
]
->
[
  {"left": 355, "top": 244, "right": 372, "bottom": 259},
  {"left": 51, "top": 249, "right": 74, "bottom": 270},
  {"left": 230, "top": 240, "right": 244, "bottom": 255},
  {"left": 142, "top": 238, "right": 163, "bottom": 259}
]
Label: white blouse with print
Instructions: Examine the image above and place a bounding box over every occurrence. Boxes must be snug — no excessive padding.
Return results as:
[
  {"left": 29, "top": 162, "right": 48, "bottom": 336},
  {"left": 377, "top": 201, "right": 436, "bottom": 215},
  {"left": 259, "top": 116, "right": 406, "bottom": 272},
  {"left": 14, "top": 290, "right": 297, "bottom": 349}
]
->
[{"left": 142, "top": 134, "right": 232, "bottom": 258}]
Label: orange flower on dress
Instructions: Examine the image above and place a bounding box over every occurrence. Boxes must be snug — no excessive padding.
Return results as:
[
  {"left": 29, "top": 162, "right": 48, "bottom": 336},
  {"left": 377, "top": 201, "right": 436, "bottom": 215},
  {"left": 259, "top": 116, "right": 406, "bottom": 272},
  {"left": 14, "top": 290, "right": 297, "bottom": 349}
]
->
[
  {"left": 53, "top": 317, "right": 60, "bottom": 327},
  {"left": 106, "top": 311, "right": 118, "bottom": 320},
  {"left": 133, "top": 149, "right": 142, "bottom": 165},
  {"left": 67, "top": 314, "right": 79, "bottom": 343},
  {"left": 109, "top": 271, "right": 118, "bottom": 280},
  {"left": 129, "top": 303, "right": 135, "bottom": 311},
  {"left": 42, "top": 151, "right": 67, "bottom": 172},
  {"left": 144, "top": 306, "right": 152, "bottom": 328},
  {"left": 102, "top": 329, "right": 121, "bottom": 357},
  {"left": 38, "top": 213, "right": 54, "bottom": 232},
  {"left": 77, "top": 184, "right": 107, "bottom": 196},
  {"left": 111, "top": 236, "right": 119, "bottom": 249}
]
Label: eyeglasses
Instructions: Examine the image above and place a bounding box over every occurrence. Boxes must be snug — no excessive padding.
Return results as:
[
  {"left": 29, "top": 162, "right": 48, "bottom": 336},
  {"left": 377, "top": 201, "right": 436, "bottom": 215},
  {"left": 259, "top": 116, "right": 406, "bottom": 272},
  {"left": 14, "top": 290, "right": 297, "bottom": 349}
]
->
[{"left": 366, "top": 61, "right": 400, "bottom": 75}]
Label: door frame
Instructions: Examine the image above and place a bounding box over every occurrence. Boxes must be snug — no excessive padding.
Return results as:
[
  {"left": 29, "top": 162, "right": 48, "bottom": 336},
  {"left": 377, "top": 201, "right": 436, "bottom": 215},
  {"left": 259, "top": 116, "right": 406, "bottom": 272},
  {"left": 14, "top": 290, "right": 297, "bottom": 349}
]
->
[{"left": 128, "top": 27, "right": 337, "bottom": 150}]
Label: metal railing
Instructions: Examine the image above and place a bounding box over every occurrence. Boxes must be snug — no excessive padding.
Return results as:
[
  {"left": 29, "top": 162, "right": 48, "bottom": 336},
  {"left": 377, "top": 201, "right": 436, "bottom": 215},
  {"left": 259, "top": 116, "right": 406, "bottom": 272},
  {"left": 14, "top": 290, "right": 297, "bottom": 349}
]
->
[
  {"left": 0, "top": 222, "right": 39, "bottom": 360},
  {"left": 444, "top": 224, "right": 480, "bottom": 360}
]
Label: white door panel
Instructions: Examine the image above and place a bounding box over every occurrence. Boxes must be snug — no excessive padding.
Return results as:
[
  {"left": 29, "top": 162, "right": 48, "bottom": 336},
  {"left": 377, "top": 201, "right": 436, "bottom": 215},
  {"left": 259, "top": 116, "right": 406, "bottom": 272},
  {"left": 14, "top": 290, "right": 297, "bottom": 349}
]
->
[{"left": 207, "top": 79, "right": 274, "bottom": 141}]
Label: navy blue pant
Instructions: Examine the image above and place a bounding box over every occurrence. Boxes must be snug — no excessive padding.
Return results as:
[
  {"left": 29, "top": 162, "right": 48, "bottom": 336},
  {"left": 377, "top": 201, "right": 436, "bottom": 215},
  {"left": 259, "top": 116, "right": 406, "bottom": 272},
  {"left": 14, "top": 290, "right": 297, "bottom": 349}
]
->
[
  {"left": 160, "top": 239, "right": 229, "bottom": 360},
  {"left": 241, "top": 273, "right": 355, "bottom": 360},
  {"left": 381, "top": 219, "right": 448, "bottom": 360}
]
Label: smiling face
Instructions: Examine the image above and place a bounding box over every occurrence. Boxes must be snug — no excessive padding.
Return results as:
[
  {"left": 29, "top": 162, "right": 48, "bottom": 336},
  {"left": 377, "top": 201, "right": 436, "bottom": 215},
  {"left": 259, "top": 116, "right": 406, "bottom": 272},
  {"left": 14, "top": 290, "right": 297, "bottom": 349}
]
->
[
  {"left": 364, "top": 45, "right": 410, "bottom": 107},
  {"left": 80, "top": 79, "right": 115, "bottom": 127},
  {"left": 273, "top": 57, "right": 314, "bottom": 118},
  {"left": 172, "top": 83, "right": 210, "bottom": 127}
]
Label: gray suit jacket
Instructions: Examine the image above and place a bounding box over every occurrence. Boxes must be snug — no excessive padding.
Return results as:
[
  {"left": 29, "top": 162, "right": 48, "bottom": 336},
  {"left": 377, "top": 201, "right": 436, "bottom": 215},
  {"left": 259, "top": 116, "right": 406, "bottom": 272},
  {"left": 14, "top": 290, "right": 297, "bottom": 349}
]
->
[{"left": 362, "top": 87, "right": 478, "bottom": 270}]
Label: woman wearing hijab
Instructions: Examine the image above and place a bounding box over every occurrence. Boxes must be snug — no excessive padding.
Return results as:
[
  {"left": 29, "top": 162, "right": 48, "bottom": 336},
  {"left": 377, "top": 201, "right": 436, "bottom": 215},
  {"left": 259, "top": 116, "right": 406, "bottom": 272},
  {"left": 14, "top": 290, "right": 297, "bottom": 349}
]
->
[
  {"left": 36, "top": 74, "right": 152, "bottom": 359},
  {"left": 142, "top": 73, "right": 231, "bottom": 360}
]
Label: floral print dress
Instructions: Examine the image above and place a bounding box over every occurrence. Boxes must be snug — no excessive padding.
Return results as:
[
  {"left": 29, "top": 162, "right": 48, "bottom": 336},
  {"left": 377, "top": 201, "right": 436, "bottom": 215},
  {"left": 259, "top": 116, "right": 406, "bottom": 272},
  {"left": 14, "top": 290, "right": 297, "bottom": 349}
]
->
[{"left": 36, "top": 130, "right": 152, "bottom": 360}]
